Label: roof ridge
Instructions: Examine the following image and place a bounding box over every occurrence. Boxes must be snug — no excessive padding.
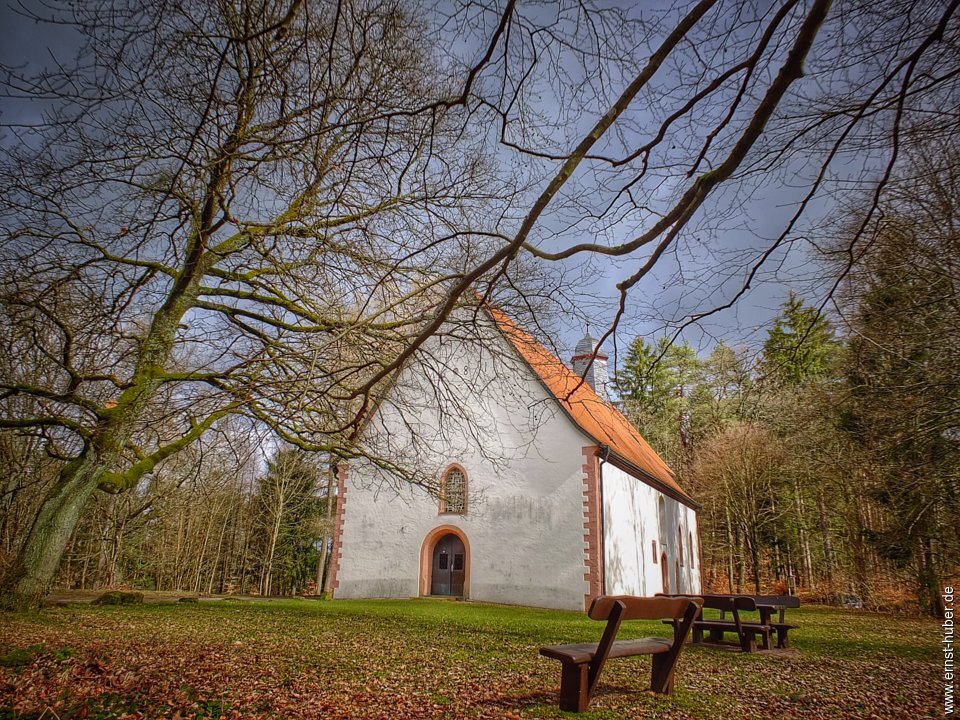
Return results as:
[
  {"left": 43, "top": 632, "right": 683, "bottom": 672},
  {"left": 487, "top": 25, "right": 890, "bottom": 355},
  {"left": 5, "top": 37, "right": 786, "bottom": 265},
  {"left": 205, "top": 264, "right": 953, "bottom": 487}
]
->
[{"left": 483, "top": 304, "right": 693, "bottom": 504}]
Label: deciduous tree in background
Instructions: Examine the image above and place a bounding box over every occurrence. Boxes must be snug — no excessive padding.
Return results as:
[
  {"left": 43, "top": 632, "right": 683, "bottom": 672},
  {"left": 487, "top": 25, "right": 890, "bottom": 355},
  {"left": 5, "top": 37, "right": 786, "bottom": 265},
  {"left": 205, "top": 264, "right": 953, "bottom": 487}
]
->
[
  {"left": 839, "top": 147, "right": 960, "bottom": 616},
  {"left": 691, "top": 424, "right": 788, "bottom": 594},
  {"left": 254, "top": 448, "right": 322, "bottom": 597}
]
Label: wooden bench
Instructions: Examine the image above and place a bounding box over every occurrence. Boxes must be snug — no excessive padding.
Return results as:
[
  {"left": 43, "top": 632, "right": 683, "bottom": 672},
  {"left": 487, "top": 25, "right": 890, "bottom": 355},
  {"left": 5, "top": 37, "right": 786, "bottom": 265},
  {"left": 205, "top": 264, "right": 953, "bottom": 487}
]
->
[
  {"left": 661, "top": 594, "right": 769, "bottom": 651},
  {"left": 539, "top": 595, "right": 701, "bottom": 713},
  {"left": 695, "top": 595, "right": 771, "bottom": 651},
  {"left": 663, "top": 593, "right": 800, "bottom": 651}
]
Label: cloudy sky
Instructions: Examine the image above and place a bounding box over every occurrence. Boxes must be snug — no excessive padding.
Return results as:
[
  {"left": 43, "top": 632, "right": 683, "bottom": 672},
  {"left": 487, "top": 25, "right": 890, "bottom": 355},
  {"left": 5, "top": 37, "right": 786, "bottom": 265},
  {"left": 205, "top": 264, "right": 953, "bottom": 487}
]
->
[{"left": 0, "top": 0, "right": 856, "bottom": 368}]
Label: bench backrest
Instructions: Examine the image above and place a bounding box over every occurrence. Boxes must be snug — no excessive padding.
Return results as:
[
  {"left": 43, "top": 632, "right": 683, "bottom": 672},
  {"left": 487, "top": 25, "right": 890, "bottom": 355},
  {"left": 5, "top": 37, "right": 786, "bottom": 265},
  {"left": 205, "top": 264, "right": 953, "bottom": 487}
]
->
[
  {"left": 583, "top": 595, "right": 702, "bottom": 696},
  {"left": 588, "top": 595, "right": 701, "bottom": 621},
  {"left": 701, "top": 594, "right": 757, "bottom": 612},
  {"left": 751, "top": 595, "right": 800, "bottom": 608},
  {"left": 657, "top": 592, "right": 760, "bottom": 611}
]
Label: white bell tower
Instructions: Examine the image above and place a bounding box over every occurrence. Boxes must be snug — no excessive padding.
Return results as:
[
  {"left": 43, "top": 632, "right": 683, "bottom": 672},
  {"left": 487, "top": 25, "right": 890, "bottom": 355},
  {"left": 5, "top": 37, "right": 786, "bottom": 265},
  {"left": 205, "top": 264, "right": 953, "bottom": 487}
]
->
[{"left": 570, "top": 329, "right": 610, "bottom": 400}]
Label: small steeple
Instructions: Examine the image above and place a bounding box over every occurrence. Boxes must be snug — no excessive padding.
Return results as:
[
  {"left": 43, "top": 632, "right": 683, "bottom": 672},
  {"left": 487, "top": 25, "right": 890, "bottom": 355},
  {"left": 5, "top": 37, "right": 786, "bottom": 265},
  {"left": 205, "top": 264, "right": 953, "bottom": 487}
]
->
[{"left": 571, "top": 329, "right": 610, "bottom": 400}]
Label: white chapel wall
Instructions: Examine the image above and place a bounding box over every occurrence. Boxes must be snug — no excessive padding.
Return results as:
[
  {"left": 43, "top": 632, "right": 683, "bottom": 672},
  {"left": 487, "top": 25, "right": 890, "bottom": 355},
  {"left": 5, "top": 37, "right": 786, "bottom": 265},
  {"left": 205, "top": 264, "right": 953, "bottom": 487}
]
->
[
  {"left": 601, "top": 462, "right": 701, "bottom": 596},
  {"left": 334, "top": 317, "right": 592, "bottom": 610}
]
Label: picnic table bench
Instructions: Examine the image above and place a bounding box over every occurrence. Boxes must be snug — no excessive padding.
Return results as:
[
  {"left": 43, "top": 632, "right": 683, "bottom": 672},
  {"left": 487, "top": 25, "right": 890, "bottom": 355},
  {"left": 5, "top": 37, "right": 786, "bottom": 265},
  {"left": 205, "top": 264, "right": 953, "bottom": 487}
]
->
[
  {"left": 660, "top": 593, "right": 800, "bottom": 651},
  {"left": 539, "top": 595, "right": 702, "bottom": 712}
]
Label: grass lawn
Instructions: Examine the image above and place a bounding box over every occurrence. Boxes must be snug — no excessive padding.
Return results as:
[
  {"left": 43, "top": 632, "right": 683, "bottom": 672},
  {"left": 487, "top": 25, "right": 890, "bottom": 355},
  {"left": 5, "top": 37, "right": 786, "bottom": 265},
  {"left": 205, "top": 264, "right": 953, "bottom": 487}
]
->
[{"left": 0, "top": 597, "right": 943, "bottom": 719}]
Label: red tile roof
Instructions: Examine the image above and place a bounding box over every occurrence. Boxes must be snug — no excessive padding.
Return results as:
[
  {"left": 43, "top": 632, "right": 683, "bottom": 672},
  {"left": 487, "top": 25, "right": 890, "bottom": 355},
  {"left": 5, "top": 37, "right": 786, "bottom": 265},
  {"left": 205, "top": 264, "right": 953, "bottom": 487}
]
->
[{"left": 486, "top": 306, "right": 694, "bottom": 504}]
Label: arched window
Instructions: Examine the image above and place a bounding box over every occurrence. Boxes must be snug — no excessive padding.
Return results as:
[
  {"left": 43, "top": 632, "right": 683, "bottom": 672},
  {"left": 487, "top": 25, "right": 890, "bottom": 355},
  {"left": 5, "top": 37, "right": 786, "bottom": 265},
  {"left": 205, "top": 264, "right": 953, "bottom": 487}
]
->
[
  {"left": 688, "top": 531, "right": 695, "bottom": 568},
  {"left": 678, "top": 525, "right": 684, "bottom": 567},
  {"left": 440, "top": 466, "right": 467, "bottom": 514}
]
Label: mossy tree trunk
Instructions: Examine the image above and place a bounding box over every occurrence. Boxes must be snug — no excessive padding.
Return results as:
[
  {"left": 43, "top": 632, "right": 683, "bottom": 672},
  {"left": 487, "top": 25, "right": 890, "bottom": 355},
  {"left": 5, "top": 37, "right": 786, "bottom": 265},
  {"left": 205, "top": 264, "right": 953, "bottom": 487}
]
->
[
  {"left": 0, "top": 278, "right": 222, "bottom": 610},
  {"left": 0, "top": 454, "right": 105, "bottom": 610}
]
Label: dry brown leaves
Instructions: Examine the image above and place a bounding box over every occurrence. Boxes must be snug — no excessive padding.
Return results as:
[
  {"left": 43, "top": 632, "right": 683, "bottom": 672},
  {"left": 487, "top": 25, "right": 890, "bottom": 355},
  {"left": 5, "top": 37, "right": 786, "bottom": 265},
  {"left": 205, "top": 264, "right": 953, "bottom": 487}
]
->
[{"left": 0, "top": 600, "right": 943, "bottom": 719}]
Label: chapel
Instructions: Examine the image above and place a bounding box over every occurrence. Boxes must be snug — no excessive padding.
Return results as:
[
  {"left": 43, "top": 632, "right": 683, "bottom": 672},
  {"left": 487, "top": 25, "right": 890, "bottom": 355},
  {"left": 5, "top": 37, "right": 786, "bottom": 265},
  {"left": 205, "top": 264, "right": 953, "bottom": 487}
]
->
[{"left": 328, "top": 305, "right": 701, "bottom": 611}]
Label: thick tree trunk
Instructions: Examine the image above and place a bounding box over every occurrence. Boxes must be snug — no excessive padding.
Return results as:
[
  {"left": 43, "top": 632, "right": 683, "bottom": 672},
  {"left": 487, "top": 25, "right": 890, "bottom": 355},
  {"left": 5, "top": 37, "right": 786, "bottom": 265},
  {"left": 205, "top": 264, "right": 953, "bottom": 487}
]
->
[
  {"left": 0, "top": 455, "right": 103, "bottom": 611},
  {"left": 724, "top": 502, "right": 735, "bottom": 593},
  {"left": 816, "top": 488, "right": 835, "bottom": 596},
  {"left": 316, "top": 467, "right": 336, "bottom": 593},
  {"left": 322, "top": 473, "right": 342, "bottom": 596},
  {"left": 793, "top": 477, "right": 813, "bottom": 587}
]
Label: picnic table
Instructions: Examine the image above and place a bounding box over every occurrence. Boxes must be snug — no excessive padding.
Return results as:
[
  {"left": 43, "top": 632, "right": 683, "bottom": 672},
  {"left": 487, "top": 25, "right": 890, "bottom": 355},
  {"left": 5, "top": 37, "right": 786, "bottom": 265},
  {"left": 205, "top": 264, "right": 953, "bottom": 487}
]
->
[{"left": 660, "top": 593, "right": 800, "bottom": 651}]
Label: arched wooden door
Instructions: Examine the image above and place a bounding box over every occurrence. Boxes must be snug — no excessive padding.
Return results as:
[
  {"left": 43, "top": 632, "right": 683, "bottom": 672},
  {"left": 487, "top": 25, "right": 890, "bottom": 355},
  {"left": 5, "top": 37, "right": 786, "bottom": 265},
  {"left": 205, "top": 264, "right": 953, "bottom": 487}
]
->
[
  {"left": 431, "top": 533, "right": 466, "bottom": 596},
  {"left": 661, "top": 553, "right": 670, "bottom": 593}
]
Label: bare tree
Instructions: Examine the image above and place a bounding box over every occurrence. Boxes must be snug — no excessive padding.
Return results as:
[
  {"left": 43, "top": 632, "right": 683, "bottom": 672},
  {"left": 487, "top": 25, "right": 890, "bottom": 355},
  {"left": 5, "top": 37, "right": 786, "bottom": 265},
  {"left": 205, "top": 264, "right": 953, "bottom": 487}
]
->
[
  {"left": 690, "top": 423, "right": 789, "bottom": 593},
  {"left": 2, "top": 0, "right": 957, "bottom": 610},
  {"left": 253, "top": 448, "right": 320, "bottom": 596},
  {"left": 0, "top": 0, "right": 512, "bottom": 609}
]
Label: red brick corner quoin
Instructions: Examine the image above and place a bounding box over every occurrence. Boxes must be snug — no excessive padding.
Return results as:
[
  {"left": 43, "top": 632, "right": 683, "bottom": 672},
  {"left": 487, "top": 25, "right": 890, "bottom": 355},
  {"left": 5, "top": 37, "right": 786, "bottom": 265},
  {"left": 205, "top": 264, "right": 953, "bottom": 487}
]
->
[
  {"left": 327, "top": 463, "right": 348, "bottom": 593},
  {"left": 581, "top": 445, "right": 603, "bottom": 609}
]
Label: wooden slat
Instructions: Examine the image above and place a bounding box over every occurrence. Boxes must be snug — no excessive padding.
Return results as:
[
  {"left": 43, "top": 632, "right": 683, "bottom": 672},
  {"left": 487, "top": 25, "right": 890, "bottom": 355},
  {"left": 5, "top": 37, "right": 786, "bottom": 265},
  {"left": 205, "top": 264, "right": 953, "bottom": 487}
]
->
[
  {"left": 539, "top": 643, "right": 599, "bottom": 665},
  {"left": 539, "top": 637, "right": 673, "bottom": 664},
  {"left": 588, "top": 595, "right": 700, "bottom": 621},
  {"left": 751, "top": 595, "right": 800, "bottom": 608},
  {"left": 607, "top": 638, "right": 673, "bottom": 657}
]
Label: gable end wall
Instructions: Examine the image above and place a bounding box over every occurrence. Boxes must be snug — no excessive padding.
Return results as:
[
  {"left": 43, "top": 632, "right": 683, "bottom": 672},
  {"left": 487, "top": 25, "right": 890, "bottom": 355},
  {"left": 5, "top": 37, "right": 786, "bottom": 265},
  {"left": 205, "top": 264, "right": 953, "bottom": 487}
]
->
[{"left": 331, "top": 320, "right": 593, "bottom": 610}]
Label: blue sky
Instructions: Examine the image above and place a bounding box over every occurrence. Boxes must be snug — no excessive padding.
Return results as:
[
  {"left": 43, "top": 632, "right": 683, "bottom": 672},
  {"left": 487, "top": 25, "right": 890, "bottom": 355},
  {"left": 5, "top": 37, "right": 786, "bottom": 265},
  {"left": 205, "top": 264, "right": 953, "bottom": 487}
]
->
[{"left": 0, "top": 0, "right": 857, "bottom": 371}]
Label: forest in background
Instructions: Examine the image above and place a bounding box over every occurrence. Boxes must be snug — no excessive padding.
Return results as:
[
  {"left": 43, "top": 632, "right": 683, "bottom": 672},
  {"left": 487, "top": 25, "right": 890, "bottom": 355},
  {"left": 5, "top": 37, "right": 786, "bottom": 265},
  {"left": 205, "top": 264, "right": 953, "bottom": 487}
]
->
[
  {"left": 618, "top": 155, "right": 960, "bottom": 615},
  {"left": 0, "top": 427, "right": 337, "bottom": 598},
  {"left": 4, "top": 208, "right": 957, "bottom": 613},
  {"left": 2, "top": 149, "right": 959, "bottom": 613}
]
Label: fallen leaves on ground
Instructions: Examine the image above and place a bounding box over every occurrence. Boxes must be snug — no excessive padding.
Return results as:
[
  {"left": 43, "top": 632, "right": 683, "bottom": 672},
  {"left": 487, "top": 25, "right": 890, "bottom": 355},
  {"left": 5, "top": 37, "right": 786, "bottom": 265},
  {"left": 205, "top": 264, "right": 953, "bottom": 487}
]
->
[{"left": 0, "top": 599, "right": 943, "bottom": 719}]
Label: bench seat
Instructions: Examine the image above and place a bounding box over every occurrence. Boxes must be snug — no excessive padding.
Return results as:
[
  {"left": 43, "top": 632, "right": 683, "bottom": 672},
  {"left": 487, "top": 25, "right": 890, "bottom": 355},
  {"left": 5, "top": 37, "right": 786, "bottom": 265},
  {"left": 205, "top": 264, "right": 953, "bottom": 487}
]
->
[
  {"left": 694, "top": 619, "right": 771, "bottom": 650},
  {"left": 540, "top": 637, "right": 673, "bottom": 664},
  {"left": 770, "top": 622, "right": 798, "bottom": 648}
]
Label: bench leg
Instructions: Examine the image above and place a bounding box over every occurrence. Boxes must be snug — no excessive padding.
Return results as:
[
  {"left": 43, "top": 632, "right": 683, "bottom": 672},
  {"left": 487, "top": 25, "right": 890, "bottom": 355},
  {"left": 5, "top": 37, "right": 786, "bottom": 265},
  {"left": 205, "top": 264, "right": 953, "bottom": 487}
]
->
[
  {"left": 558, "top": 662, "right": 590, "bottom": 712},
  {"left": 709, "top": 628, "right": 724, "bottom": 643},
  {"left": 739, "top": 632, "right": 756, "bottom": 652},
  {"left": 692, "top": 626, "right": 703, "bottom": 644},
  {"left": 776, "top": 629, "right": 789, "bottom": 649},
  {"left": 760, "top": 630, "right": 771, "bottom": 651},
  {"left": 650, "top": 654, "right": 676, "bottom": 694}
]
